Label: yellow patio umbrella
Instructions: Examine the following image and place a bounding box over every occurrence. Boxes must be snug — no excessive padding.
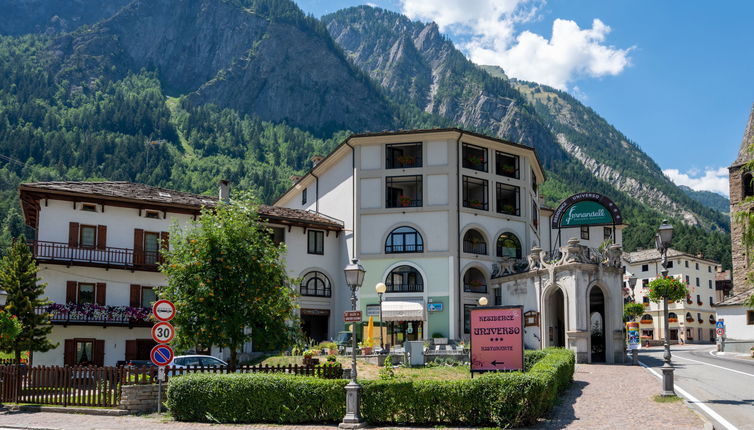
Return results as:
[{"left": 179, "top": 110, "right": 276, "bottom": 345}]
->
[{"left": 366, "top": 316, "right": 375, "bottom": 346}]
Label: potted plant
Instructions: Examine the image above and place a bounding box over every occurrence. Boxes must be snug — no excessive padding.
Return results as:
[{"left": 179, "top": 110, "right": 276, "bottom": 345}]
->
[
  {"left": 668, "top": 317, "right": 678, "bottom": 323},
  {"left": 469, "top": 199, "right": 484, "bottom": 209},
  {"left": 465, "top": 155, "right": 483, "bottom": 168},
  {"left": 500, "top": 164, "right": 516, "bottom": 175},
  {"left": 398, "top": 195, "right": 412, "bottom": 207},
  {"left": 359, "top": 339, "right": 374, "bottom": 355},
  {"left": 396, "top": 155, "right": 415, "bottom": 167},
  {"left": 501, "top": 204, "right": 515, "bottom": 214},
  {"left": 303, "top": 349, "right": 315, "bottom": 366}
]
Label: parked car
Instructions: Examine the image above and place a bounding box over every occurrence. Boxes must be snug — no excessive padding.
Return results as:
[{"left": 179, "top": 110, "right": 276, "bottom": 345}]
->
[
  {"left": 170, "top": 355, "right": 227, "bottom": 368},
  {"left": 117, "top": 359, "right": 155, "bottom": 368}
]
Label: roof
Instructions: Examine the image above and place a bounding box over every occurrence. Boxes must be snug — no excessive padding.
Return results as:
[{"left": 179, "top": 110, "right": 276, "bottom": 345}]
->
[
  {"left": 715, "top": 270, "right": 732, "bottom": 282},
  {"left": 622, "top": 248, "right": 720, "bottom": 266},
  {"left": 715, "top": 288, "right": 754, "bottom": 306},
  {"left": 19, "top": 181, "right": 343, "bottom": 231},
  {"left": 732, "top": 102, "right": 754, "bottom": 167}
]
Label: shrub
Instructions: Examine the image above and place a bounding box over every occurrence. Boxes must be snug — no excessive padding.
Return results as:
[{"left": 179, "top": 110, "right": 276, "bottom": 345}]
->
[{"left": 317, "top": 360, "right": 342, "bottom": 379}]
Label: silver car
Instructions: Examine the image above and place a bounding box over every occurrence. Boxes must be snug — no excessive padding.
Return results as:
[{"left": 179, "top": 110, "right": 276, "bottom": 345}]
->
[{"left": 170, "top": 354, "right": 227, "bottom": 368}]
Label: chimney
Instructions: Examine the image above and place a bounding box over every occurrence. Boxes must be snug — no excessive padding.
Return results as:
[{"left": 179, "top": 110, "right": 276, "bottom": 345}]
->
[
  {"left": 311, "top": 155, "right": 324, "bottom": 167},
  {"left": 218, "top": 180, "right": 230, "bottom": 202}
]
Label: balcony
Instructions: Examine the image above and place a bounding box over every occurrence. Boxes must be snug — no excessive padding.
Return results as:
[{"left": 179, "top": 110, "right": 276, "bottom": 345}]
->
[
  {"left": 385, "top": 282, "right": 424, "bottom": 293},
  {"left": 30, "top": 240, "right": 160, "bottom": 271},
  {"left": 37, "top": 303, "right": 152, "bottom": 327}
]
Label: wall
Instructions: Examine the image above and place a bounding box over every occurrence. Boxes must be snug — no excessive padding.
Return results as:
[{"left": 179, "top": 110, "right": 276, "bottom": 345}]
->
[
  {"left": 120, "top": 383, "right": 167, "bottom": 413},
  {"left": 35, "top": 325, "right": 151, "bottom": 366}
]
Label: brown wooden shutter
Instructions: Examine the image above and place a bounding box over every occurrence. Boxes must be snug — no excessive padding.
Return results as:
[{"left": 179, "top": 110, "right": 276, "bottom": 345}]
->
[
  {"left": 64, "top": 339, "right": 75, "bottom": 366},
  {"left": 66, "top": 281, "right": 77, "bottom": 304},
  {"left": 68, "top": 222, "right": 79, "bottom": 247},
  {"left": 93, "top": 340, "right": 105, "bottom": 367},
  {"left": 97, "top": 225, "right": 107, "bottom": 250},
  {"left": 130, "top": 284, "right": 141, "bottom": 307},
  {"left": 95, "top": 283, "right": 106, "bottom": 306},
  {"left": 133, "top": 229, "right": 144, "bottom": 265},
  {"left": 125, "top": 340, "right": 138, "bottom": 361}
]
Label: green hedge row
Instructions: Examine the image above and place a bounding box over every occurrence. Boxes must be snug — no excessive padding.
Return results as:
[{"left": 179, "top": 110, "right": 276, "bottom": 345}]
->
[{"left": 166, "top": 348, "right": 574, "bottom": 427}]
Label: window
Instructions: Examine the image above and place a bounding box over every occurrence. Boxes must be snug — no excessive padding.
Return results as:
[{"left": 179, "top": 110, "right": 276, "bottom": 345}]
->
[
  {"left": 302, "top": 188, "right": 307, "bottom": 205},
  {"left": 144, "top": 232, "right": 160, "bottom": 264},
  {"left": 744, "top": 172, "right": 754, "bottom": 197},
  {"left": 695, "top": 262, "right": 699, "bottom": 270},
  {"left": 307, "top": 230, "right": 324, "bottom": 255},
  {"left": 667, "top": 261, "right": 674, "bottom": 268},
  {"left": 708, "top": 266, "right": 712, "bottom": 273},
  {"left": 463, "top": 229, "right": 487, "bottom": 255},
  {"left": 708, "top": 279, "right": 713, "bottom": 289},
  {"left": 462, "top": 143, "right": 487, "bottom": 172},
  {"left": 531, "top": 168, "right": 537, "bottom": 194},
  {"left": 463, "top": 268, "right": 487, "bottom": 293},
  {"left": 642, "top": 297, "right": 650, "bottom": 306},
  {"left": 75, "top": 340, "right": 94, "bottom": 365},
  {"left": 269, "top": 227, "right": 285, "bottom": 244},
  {"left": 641, "top": 264, "right": 649, "bottom": 272},
  {"left": 80, "top": 225, "right": 97, "bottom": 248},
  {"left": 496, "top": 183, "right": 520, "bottom": 215},
  {"left": 496, "top": 232, "right": 522, "bottom": 259},
  {"left": 464, "top": 304, "right": 475, "bottom": 334},
  {"left": 696, "top": 277, "right": 700, "bottom": 287},
  {"left": 462, "top": 176, "right": 488, "bottom": 210},
  {"left": 81, "top": 203, "right": 97, "bottom": 212},
  {"left": 386, "top": 142, "right": 422, "bottom": 168},
  {"left": 640, "top": 313, "right": 652, "bottom": 322},
  {"left": 668, "top": 312, "right": 678, "bottom": 322},
  {"left": 385, "top": 226, "right": 424, "bottom": 253},
  {"left": 581, "top": 226, "right": 590, "bottom": 240},
  {"left": 145, "top": 210, "right": 160, "bottom": 219},
  {"left": 685, "top": 275, "right": 690, "bottom": 284},
  {"left": 494, "top": 288, "right": 501, "bottom": 306},
  {"left": 495, "top": 151, "right": 519, "bottom": 178},
  {"left": 141, "top": 287, "right": 157, "bottom": 307},
  {"left": 385, "top": 265, "right": 423, "bottom": 292},
  {"left": 709, "top": 296, "right": 714, "bottom": 306},
  {"left": 747, "top": 310, "right": 754, "bottom": 325},
  {"left": 532, "top": 200, "right": 539, "bottom": 230},
  {"left": 77, "top": 283, "right": 95, "bottom": 304},
  {"left": 300, "top": 271, "right": 332, "bottom": 297},
  {"left": 685, "top": 260, "right": 689, "bottom": 268},
  {"left": 386, "top": 175, "right": 422, "bottom": 208},
  {"left": 642, "top": 279, "right": 649, "bottom": 288},
  {"left": 604, "top": 227, "right": 612, "bottom": 241}
]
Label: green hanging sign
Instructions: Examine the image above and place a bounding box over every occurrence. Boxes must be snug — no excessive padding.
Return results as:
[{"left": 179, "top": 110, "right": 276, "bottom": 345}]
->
[{"left": 551, "top": 192, "right": 622, "bottom": 229}]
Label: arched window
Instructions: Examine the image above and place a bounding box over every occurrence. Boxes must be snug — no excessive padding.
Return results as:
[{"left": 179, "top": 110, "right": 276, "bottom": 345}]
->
[
  {"left": 640, "top": 314, "right": 653, "bottom": 323},
  {"left": 300, "top": 271, "right": 331, "bottom": 297},
  {"left": 385, "top": 265, "right": 423, "bottom": 293},
  {"left": 744, "top": 172, "right": 754, "bottom": 197},
  {"left": 668, "top": 312, "right": 678, "bottom": 322},
  {"left": 463, "top": 229, "right": 487, "bottom": 254},
  {"left": 385, "top": 227, "right": 424, "bottom": 253},
  {"left": 496, "top": 232, "right": 522, "bottom": 259},
  {"left": 685, "top": 312, "right": 693, "bottom": 322},
  {"left": 463, "top": 268, "right": 487, "bottom": 293}
]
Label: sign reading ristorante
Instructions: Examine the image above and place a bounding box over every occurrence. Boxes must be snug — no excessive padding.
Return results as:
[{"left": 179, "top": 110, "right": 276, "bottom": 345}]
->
[
  {"left": 470, "top": 306, "right": 524, "bottom": 373},
  {"left": 551, "top": 192, "right": 622, "bottom": 229}
]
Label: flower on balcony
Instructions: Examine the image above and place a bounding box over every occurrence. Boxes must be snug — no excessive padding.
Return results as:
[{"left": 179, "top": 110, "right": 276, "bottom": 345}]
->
[
  {"left": 500, "top": 164, "right": 516, "bottom": 175},
  {"left": 396, "top": 155, "right": 415, "bottom": 167},
  {"left": 45, "top": 303, "right": 151, "bottom": 322},
  {"left": 398, "top": 195, "right": 412, "bottom": 207},
  {"left": 465, "top": 155, "right": 483, "bottom": 167},
  {"left": 469, "top": 199, "right": 484, "bottom": 209}
]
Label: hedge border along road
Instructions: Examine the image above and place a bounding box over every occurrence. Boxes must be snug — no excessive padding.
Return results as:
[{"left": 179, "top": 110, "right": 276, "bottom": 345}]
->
[{"left": 166, "top": 348, "right": 574, "bottom": 427}]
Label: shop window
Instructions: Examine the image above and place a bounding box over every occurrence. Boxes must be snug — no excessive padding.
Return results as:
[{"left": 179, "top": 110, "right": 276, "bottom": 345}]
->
[
  {"left": 462, "top": 176, "right": 488, "bottom": 210},
  {"left": 386, "top": 142, "right": 422, "bottom": 168},
  {"left": 581, "top": 226, "right": 589, "bottom": 240},
  {"left": 300, "top": 271, "right": 332, "bottom": 297},
  {"left": 307, "top": 230, "right": 324, "bottom": 255},
  {"left": 495, "top": 151, "right": 519, "bottom": 178},
  {"left": 496, "top": 232, "right": 522, "bottom": 259},
  {"left": 386, "top": 175, "right": 422, "bottom": 208},
  {"left": 463, "top": 229, "right": 487, "bottom": 255},
  {"left": 463, "top": 268, "right": 487, "bottom": 293},
  {"left": 462, "top": 143, "right": 487, "bottom": 172},
  {"left": 385, "top": 226, "right": 424, "bottom": 253},
  {"left": 496, "top": 183, "right": 520, "bottom": 216},
  {"left": 385, "top": 265, "right": 423, "bottom": 293}
]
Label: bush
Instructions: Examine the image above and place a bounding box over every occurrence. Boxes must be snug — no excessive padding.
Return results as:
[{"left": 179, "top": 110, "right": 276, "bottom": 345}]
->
[{"left": 166, "top": 348, "right": 575, "bottom": 427}]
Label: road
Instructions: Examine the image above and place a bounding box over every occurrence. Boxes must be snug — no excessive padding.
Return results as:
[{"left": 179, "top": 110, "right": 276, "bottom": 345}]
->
[{"left": 639, "top": 344, "right": 754, "bottom": 430}]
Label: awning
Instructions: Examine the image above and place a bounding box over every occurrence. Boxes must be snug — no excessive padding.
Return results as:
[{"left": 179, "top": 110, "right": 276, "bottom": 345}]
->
[{"left": 381, "top": 301, "right": 426, "bottom": 322}]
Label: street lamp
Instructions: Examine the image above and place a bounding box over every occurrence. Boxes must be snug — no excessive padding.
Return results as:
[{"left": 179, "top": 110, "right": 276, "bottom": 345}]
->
[
  {"left": 375, "top": 282, "right": 386, "bottom": 352},
  {"left": 478, "top": 296, "right": 488, "bottom": 306},
  {"left": 655, "top": 220, "right": 675, "bottom": 396},
  {"left": 340, "top": 258, "right": 366, "bottom": 429}
]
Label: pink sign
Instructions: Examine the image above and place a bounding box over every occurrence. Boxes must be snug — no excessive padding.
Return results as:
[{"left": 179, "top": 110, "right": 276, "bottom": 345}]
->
[{"left": 470, "top": 306, "right": 524, "bottom": 372}]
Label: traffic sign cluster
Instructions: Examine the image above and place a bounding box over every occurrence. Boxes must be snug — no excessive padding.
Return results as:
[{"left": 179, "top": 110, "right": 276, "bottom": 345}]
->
[{"left": 150, "top": 299, "right": 176, "bottom": 369}]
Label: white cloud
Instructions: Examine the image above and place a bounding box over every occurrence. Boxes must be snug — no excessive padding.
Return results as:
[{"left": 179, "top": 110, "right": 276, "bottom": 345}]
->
[
  {"left": 400, "top": 0, "right": 632, "bottom": 91},
  {"left": 663, "top": 167, "right": 730, "bottom": 197}
]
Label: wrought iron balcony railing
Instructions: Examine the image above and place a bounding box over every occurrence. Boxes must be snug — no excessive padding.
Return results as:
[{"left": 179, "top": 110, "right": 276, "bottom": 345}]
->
[
  {"left": 29, "top": 240, "right": 160, "bottom": 271},
  {"left": 36, "top": 303, "right": 152, "bottom": 327}
]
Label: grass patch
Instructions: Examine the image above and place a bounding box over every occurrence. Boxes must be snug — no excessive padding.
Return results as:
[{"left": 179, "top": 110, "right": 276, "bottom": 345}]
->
[{"left": 653, "top": 394, "right": 683, "bottom": 403}]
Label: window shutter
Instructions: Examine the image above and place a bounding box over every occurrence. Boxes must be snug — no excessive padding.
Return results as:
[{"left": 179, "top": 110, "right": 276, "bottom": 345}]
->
[
  {"left": 93, "top": 340, "right": 105, "bottom": 367},
  {"left": 160, "top": 231, "right": 169, "bottom": 249},
  {"left": 66, "top": 281, "right": 77, "bottom": 304},
  {"left": 97, "top": 225, "right": 107, "bottom": 250},
  {"left": 96, "top": 283, "right": 106, "bottom": 306},
  {"left": 68, "top": 222, "right": 79, "bottom": 247},
  {"left": 133, "top": 229, "right": 144, "bottom": 265},
  {"left": 64, "top": 339, "right": 75, "bottom": 366},
  {"left": 130, "top": 284, "right": 141, "bottom": 307},
  {"left": 125, "top": 340, "right": 138, "bottom": 362}
]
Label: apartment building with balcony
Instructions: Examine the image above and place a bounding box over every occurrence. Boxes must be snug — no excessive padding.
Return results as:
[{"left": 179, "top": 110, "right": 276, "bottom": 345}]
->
[
  {"left": 19, "top": 181, "right": 344, "bottom": 366},
  {"left": 623, "top": 248, "right": 720, "bottom": 344}
]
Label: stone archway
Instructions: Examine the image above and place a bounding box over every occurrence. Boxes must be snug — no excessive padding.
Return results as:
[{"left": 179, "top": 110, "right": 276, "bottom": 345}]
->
[
  {"left": 588, "top": 285, "right": 606, "bottom": 362},
  {"left": 544, "top": 287, "right": 566, "bottom": 348}
]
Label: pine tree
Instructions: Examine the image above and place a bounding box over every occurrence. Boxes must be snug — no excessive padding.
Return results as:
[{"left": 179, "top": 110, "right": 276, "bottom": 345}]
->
[{"left": 0, "top": 235, "right": 55, "bottom": 363}]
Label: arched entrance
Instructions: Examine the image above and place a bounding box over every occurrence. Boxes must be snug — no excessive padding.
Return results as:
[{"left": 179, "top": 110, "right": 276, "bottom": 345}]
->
[
  {"left": 589, "top": 286, "right": 606, "bottom": 362},
  {"left": 545, "top": 287, "right": 566, "bottom": 347}
]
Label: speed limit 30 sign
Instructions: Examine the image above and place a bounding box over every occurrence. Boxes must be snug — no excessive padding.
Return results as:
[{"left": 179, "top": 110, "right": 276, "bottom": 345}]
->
[{"left": 152, "top": 321, "right": 175, "bottom": 344}]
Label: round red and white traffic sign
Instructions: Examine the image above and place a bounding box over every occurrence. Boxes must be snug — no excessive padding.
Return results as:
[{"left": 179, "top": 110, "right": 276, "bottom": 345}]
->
[
  {"left": 150, "top": 344, "right": 174, "bottom": 366},
  {"left": 716, "top": 327, "right": 725, "bottom": 337},
  {"left": 152, "top": 299, "right": 176, "bottom": 322},
  {"left": 151, "top": 321, "right": 175, "bottom": 344}
]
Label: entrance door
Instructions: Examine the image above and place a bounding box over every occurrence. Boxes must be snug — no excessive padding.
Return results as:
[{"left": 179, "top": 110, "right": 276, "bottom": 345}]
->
[
  {"left": 589, "top": 286, "right": 606, "bottom": 362},
  {"left": 545, "top": 288, "right": 566, "bottom": 347},
  {"left": 301, "top": 314, "right": 329, "bottom": 342}
]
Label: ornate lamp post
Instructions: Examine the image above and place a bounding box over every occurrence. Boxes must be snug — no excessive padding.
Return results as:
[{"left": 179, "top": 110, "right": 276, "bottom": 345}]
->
[
  {"left": 375, "top": 282, "right": 386, "bottom": 352},
  {"left": 340, "top": 258, "right": 366, "bottom": 429},
  {"left": 655, "top": 220, "right": 675, "bottom": 396},
  {"left": 478, "top": 296, "right": 489, "bottom": 306}
]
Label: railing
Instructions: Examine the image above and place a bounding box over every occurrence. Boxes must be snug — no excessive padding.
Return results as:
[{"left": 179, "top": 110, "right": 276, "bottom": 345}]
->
[
  {"left": 36, "top": 304, "right": 151, "bottom": 327},
  {"left": 29, "top": 240, "right": 159, "bottom": 270},
  {"left": 463, "top": 241, "right": 487, "bottom": 255},
  {"left": 385, "top": 243, "right": 423, "bottom": 253},
  {"left": 299, "top": 286, "right": 332, "bottom": 297},
  {"left": 463, "top": 283, "right": 488, "bottom": 293},
  {"left": 386, "top": 283, "right": 424, "bottom": 293}
]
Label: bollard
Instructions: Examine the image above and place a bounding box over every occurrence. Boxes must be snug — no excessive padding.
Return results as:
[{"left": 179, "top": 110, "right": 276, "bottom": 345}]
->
[{"left": 632, "top": 349, "right": 638, "bottom": 366}]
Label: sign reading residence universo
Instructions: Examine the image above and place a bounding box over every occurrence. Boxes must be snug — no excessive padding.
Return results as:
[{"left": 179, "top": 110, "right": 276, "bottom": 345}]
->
[
  {"left": 551, "top": 192, "right": 623, "bottom": 229},
  {"left": 470, "top": 306, "right": 524, "bottom": 373}
]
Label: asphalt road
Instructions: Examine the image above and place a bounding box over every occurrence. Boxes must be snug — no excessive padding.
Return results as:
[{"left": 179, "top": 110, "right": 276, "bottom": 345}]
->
[{"left": 639, "top": 344, "right": 754, "bottom": 430}]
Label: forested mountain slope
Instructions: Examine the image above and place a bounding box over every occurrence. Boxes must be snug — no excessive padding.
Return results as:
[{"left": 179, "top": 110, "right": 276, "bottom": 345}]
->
[{"left": 0, "top": 0, "right": 131, "bottom": 36}]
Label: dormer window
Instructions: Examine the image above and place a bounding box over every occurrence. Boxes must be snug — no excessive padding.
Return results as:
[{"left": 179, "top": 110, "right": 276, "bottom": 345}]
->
[
  {"left": 145, "top": 210, "right": 160, "bottom": 219},
  {"left": 81, "top": 203, "right": 97, "bottom": 212}
]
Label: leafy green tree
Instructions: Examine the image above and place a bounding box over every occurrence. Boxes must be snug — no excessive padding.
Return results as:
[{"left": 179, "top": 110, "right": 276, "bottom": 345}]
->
[
  {"left": 160, "top": 194, "right": 298, "bottom": 369},
  {"left": 623, "top": 303, "right": 644, "bottom": 322},
  {"left": 0, "top": 236, "right": 55, "bottom": 363},
  {"left": 647, "top": 276, "right": 689, "bottom": 303}
]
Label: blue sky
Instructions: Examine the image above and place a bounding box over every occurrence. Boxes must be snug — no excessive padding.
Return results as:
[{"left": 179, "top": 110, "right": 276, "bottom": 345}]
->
[{"left": 298, "top": 0, "right": 754, "bottom": 196}]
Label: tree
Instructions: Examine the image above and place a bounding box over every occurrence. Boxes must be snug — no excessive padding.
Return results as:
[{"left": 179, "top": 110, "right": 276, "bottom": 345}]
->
[
  {"left": 160, "top": 194, "right": 298, "bottom": 369},
  {"left": 0, "top": 236, "right": 55, "bottom": 363},
  {"left": 623, "top": 303, "right": 644, "bottom": 322}
]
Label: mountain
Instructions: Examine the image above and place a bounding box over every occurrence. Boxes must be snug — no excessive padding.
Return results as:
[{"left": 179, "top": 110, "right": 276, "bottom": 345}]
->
[
  {"left": 0, "top": 0, "right": 131, "bottom": 36},
  {"left": 679, "top": 185, "right": 730, "bottom": 214}
]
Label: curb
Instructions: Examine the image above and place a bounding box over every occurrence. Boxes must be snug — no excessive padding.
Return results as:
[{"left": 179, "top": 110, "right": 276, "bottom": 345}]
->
[{"left": 9, "top": 404, "right": 129, "bottom": 416}]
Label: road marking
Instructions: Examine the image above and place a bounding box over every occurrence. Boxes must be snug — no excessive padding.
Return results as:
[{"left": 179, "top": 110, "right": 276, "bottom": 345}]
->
[
  {"left": 674, "top": 353, "right": 754, "bottom": 378},
  {"left": 639, "top": 361, "right": 739, "bottom": 430}
]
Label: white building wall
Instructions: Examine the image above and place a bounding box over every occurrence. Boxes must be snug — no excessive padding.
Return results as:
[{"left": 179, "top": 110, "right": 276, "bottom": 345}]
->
[{"left": 36, "top": 326, "right": 152, "bottom": 367}]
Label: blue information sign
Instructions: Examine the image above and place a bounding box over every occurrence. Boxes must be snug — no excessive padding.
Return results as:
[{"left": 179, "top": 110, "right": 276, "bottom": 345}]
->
[
  {"left": 716, "top": 320, "right": 725, "bottom": 329},
  {"left": 427, "top": 303, "right": 443, "bottom": 312}
]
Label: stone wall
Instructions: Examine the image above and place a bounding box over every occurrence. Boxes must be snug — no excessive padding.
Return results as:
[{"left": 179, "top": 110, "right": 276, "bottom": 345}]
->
[
  {"left": 119, "top": 383, "right": 167, "bottom": 413},
  {"left": 729, "top": 164, "right": 753, "bottom": 294}
]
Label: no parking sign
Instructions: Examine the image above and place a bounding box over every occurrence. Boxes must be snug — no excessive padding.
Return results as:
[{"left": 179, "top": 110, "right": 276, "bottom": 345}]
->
[{"left": 150, "top": 344, "right": 174, "bottom": 366}]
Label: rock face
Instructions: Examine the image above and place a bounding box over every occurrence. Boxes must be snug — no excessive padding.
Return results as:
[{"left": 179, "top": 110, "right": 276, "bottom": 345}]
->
[
  {"left": 0, "top": 0, "right": 132, "bottom": 36},
  {"left": 50, "top": 0, "right": 395, "bottom": 135}
]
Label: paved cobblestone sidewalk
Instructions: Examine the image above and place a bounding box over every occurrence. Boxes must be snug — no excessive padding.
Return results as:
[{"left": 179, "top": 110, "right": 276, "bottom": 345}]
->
[{"left": 0, "top": 363, "right": 706, "bottom": 430}]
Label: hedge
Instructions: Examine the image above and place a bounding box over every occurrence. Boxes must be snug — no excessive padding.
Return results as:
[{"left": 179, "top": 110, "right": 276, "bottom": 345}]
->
[{"left": 166, "top": 348, "right": 574, "bottom": 427}]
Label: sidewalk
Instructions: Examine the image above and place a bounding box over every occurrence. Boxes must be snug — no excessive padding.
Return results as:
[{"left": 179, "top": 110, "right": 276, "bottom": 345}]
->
[{"left": 0, "top": 363, "right": 705, "bottom": 430}]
